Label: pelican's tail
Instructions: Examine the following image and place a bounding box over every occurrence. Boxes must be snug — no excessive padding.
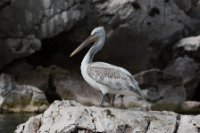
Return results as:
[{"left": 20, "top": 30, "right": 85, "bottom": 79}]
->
[
  {"left": 135, "top": 87, "right": 146, "bottom": 100},
  {"left": 130, "top": 85, "right": 146, "bottom": 100}
]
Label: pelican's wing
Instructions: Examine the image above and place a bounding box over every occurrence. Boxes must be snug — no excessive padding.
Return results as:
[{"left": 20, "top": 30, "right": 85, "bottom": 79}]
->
[{"left": 87, "top": 62, "right": 143, "bottom": 97}]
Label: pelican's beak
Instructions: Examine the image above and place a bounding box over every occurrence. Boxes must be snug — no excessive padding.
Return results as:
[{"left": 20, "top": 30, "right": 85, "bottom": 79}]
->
[{"left": 69, "top": 34, "right": 98, "bottom": 57}]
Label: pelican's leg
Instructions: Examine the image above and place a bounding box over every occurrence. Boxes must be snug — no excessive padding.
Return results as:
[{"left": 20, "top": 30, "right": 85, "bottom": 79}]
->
[
  {"left": 108, "top": 94, "right": 115, "bottom": 107},
  {"left": 119, "top": 95, "right": 125, "bottom": 108},
  {"left": 99, "top": 93, "right": 107, "bottom": 107}
]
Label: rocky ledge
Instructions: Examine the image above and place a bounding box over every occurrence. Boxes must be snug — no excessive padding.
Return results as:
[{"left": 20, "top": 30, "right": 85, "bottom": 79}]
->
[
  {"left": 15, "top": 100, "right": 200, "bottom": 133},
  {"left": 0, "top": 73, "right": 48, "bottom": 113}
]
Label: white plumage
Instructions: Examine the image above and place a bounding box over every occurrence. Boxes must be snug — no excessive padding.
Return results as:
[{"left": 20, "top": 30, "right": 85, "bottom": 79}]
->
[{"left": 70, "top": 26, "right": 144, "bottom": 106}]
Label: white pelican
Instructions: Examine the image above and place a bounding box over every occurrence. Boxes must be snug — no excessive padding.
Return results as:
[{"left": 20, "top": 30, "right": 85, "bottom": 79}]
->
[{"left": 70, "top": 26, "right": 144, "bottom": 106}]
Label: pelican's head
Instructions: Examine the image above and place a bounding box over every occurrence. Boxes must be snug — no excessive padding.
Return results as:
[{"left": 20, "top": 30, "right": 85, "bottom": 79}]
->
[
  {"left": 91, "top": 26, "right": 105, "bottom": 38},
  {"left": 70, "top": 26, "right": 105, "bottom": 57}
]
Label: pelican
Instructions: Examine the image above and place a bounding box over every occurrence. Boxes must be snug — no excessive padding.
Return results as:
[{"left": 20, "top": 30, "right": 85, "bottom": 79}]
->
[{"left": 70, "top": 26, "right": 144, "bottom": 106}]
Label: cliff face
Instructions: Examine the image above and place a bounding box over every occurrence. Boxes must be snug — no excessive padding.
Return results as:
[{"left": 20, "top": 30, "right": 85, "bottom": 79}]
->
[{"left": 0, "top": 0, "right": 199, "bottom": 71}]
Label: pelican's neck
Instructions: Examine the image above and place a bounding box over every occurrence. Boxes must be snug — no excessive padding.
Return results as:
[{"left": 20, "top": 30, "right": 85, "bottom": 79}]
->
[{"left": 81, "top": 37, "right": 105, "bottom": 66}]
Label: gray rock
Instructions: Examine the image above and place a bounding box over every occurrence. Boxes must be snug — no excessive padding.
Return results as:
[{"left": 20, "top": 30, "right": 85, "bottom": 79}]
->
[
  {"left": 174, "top": 35, "right": 200, "bottom": 59},
  {"left": 177, "top": 115, "right": 200, "bottom": 133},
  {"left": 181, "top": 101, "right": 200, "bottom": 114},
  {"left": 0, "top": 0, "right": 88, "bottom": 69},
  {"left": 0, "top": 73, "right": 48, "bottom": 113},
  {"left": 0, "top": 0, "right": 11, "bottom": 9},
  {"left": 134, "top": 69, "right": 186, "bottom": 105},
  {"left": 0, "top": 0, "right": 200, "bottom": 72},
  {"left": 91, "top": 0, "right": 199, "bottom": 72},
  {"left": 175, "top": 0, "right": 192, "bottom": 12},
  {"left": 165, "top": 56, "right": 200, "bottom": 78},
  {"left": 14, "top": 100, "right": 200, "bottom": 133},
  {"left": 165, "top": 35, "right": 200, "bottom": 100},
  {"left": 188, "top": 7, "right": 200, "bottom": 20},
  {"left": 198, "top": 0, "right": 200, "bottom": 8},
  {"left": 164, "top": 57, "right": 200, "bottom": 100},
  {"left": 0, "top": 35, "right": 41, "bottom": 69}
]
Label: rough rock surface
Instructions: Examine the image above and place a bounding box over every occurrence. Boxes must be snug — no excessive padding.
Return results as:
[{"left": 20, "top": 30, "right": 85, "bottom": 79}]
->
[
  {"left": 175, "top": 0, "right": 192, "bottom": 12},
  {"left": 0, "top": 0, "right": 200, "bottom": 72},
  {"left": 174, "top": 35, "right": 200, "bottom": 59},
  {"left": 165, "top": 35, "right": 200, "bottom": 100},
  {"left": 0, "top": 35, "right": 41, "bottom": 69},
  {"left": 135, "top": 69, "right": 186, "bottom": 105},
  {"left": 5, "top": 62, "right": 192, "bottom": 111},
  {"left": 0, "top": 73, "right": 48, "bottom": 113},
  {"left": 15, "top": 100, "right": 200, "bottom": 133},
  {"left": 0, "top": 0, "right": 88, "bottom": 69},
  {"left": 164, "top": 56, "right": 200, "bottom": 100},
  {"left": 90, "top": 0, "right": 199, "bottom": 72}
]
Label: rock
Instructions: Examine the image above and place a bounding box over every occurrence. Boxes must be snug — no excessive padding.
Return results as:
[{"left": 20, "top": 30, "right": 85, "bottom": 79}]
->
[
  {"left": 0, "top": 73, "right": 48, "bottom": 113},
  {"left": 0, "top": 35, "right": 41, "bottom": 69},
  {"left": 0, "top": 0, "right": 88, "bottom": 39},
  {"left": 134, "top": 69, "right": 186, "bottom": 105},
  {"left": 174, "top": 35, "right": 200, "bottom": 59},
  {"left": 91, "top": 0, "right": 200, "bottom": 72},
  {"left": 181, "top": 101, "right": 200, "bottom": 114},
  {"left": 0, "top": 0, "right": 200, "bottom": 72},
  {"left": 4, "top": 63, "right": 100, "bottom": 106},
  {"left": 177, "top": 115, "right": 200, "bottom": 133},
  {"left": 164, "top": 56, "right": 200, "bottom": 100},
  {"left": 175, "top": 0, "right": 192, "bottom": 12},
  {"left": 198, "top": 0, "right": 200, "bottom": 8},
  {"left": 188, "top": 7, "right": 200, "bottom": 20},
  {"left": 15, "top": 100, "right": 200, "bottom": 133},
  {"left": 0, "top": 0, "right": 11, "bottom": 9},
  {"left": 4, "top": 62, "right": 190, "bottom": 111},
  {"left": 165, "top": 57, "right": 200, "bottom": 79},
  {"left": 165, "top": 35, "right": 200, "bottom": 100},
  {"left": 0, "top": 0, "right": 88, "bottom": 69}
]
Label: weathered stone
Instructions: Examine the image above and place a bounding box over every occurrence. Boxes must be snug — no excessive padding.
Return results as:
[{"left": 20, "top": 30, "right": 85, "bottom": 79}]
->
[
  {"left": 174, "top": 35, "right": 200, "bottom": 59},
  {"left": 14, "top": 100, "right": 200, "bottom": 133},
  {"left": 165, "top": 35, "right": 200, "bottom": 100},
  {"left": 0, "top": 73, "right": 48, "bottom": 113},
  {"left": 1, "top": 0, "right": 200, "bottom": 72},
  {"left": 0, "top": 35, "right": 41, "bottom": 69},
  {"left": 177, "top": 114, "right": 200, "bottom": 133},
  {"left": 0, "top": 0, "right": 88, "bottom": 69},
  {"left": 0, "top": 0, "right": 11, "bottom": 9},
  {"left": 134, "top": 69, "right": 186, "bottom": 105},
  {"left": 92, "top": 0, "right": 199, "bottom": 72},
  {"left": 164, "top": 57, "right": 200, "bottom": 79},
  {"left": 175, "top": 0, "right": 192, "bottom": 12},
  {"left": 181, "top": 101, "right": 200, "bottom": 114}
]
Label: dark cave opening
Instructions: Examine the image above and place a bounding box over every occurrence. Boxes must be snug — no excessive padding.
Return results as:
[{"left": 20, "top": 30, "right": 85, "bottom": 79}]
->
[{"left": 26, "top": 31, "right": 89, "bottom": 71}]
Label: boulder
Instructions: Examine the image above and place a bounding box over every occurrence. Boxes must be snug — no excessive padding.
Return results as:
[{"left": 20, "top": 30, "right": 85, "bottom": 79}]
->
[
  {"left": 165, "top": 35, "right": 200, "bottom": 100},
  {"left": 0, "top": 73, "right": 48, "bottom": 113},
  {"left": 174, "top": 35, "right": 200, "bottom": 59},
  {"left": 181, "top": 101, "right": 200, "bottom": 114},
  {"left": 15, "top": 100, "right": 200, "bottom": 133},
  {"left": 134, "top": 69, "right": 186, "bottom": 105},
  {"left": 0, "top": 35, "right": 41, "bottom": 69},
  {"left": 164, "top": 56, "right": 200, "bottom": 100}
]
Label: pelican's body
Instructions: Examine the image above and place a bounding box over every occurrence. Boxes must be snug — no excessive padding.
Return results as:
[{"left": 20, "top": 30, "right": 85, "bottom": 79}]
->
[{"left": 70, "top": 27, "right": 144, "bottom": 106}]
